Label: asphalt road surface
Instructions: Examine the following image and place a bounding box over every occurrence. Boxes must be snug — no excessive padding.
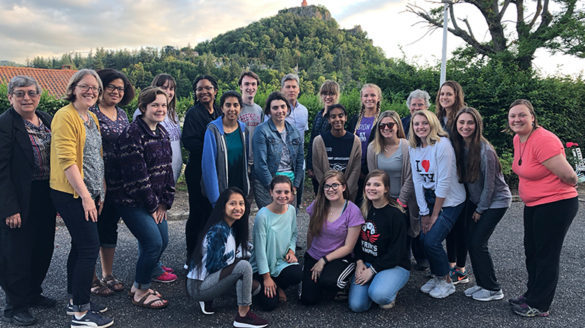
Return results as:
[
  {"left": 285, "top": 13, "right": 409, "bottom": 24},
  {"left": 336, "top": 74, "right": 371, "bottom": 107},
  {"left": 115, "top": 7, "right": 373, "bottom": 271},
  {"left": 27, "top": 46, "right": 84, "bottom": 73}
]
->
[{"left": 1, "top": 200, "right": 584, "bottom": 327}]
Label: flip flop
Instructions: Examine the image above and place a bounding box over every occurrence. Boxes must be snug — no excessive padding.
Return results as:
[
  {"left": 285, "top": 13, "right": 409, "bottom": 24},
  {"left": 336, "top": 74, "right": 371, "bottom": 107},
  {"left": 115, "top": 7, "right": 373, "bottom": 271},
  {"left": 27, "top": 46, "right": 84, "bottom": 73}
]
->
[{"left": 132, "top": 291, "right": 168, "bottom": 309}]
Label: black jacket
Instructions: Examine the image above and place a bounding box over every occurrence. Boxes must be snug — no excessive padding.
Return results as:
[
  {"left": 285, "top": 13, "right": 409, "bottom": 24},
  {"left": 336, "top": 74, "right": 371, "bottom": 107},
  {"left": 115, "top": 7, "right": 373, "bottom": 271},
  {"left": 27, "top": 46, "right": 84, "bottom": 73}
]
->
[{"left": 0, "top": 107, "right": 53, "bottom": 227}]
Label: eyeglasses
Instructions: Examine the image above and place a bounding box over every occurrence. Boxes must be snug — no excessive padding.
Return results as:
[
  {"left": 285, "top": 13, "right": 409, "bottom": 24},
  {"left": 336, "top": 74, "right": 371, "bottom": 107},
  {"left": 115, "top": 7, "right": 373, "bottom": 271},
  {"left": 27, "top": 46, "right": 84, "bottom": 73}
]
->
[
  {"left": 196, "top": 86, "right": 214, "bottom": 92},
  {"left": 105, "top": 84, "right": 124, "bottom": 93},
  {"left": 77, "top": 84, "right": 101, "bottom": 93},
  {"left": 12, "top": 90, "right": 40, "bottom": 98},
  {"left": 323, "top": 183, "right": 341, "bottom": 191},
  {"left": 378, "top": 122, "right": 396, "bottom": 130}
]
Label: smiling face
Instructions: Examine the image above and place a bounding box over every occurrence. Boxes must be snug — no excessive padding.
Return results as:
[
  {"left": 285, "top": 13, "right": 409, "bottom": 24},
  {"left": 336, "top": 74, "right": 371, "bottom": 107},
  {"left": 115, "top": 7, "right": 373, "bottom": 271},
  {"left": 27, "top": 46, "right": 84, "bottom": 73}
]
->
[
  {"left": 378, "top": 116, "right": 397, "bottom": 140},
  {"left": 195, "top": 79, "right": 217, "bottom": 104},
  {"left": 508, "top": 104, "right": 535, "bottom": 136},
  {"left": 320, "top": 91, "right": 337, "bottom": 108},
  {"left": 409, "top": 97, "right": 428, "bottom": 114},
  {"left": 160, "top": 80, "right": 175, "bottom": 103},
  {"left": 73, "top": 74, "right": 100, "bottom": 110},
  {"left": 142, "top": 94, "right": 168, "bottom": 127},
  {"left": 323, "top": 176, "right": 346, "bottom": 202},
  {"left": 102, "top": 78, "right": 124, "bottom": 107},
  {"left": 281, "top": 79, "right": 299, "bottom": 105},
  {"left": 456, "top": 112, "right": 476, "bottom": 141},
  {"left": 239, "top": 75, "right": 258, "bottom": 103},
  {"left": 412, "top": 114, "right": 430, "bottom": 141},
  {"left": 439, "top": 85, "right": 456, "bottom": 111},
  {"left": 224, "top": 192, "right": 246, "bottom": 224},
  {"left": 9, "top": 85, "right": 40, "bottom": 117},
  {"left": 361, "top": 87, "right": 380, "bottom": 111},
  {"left": 364, "top": 175, "right": 388, "bottom": 203},
  {"left": 222, "top": 96, "right": 241, "bottom": 122},
  {"left": 269, "top": 99, "right": 288, "bottom": 125},
  {"left": 328, "top": 107, "right": 346, "bottom": 133},
  {"left": 270, "top": 182, "right": 292, "bottom": 206}
]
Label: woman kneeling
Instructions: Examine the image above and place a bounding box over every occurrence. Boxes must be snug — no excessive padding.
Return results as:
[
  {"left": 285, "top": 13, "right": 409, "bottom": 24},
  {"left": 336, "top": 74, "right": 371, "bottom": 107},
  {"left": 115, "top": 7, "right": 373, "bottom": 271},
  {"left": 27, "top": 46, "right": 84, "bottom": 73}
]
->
[
  {"left": 187, "top": 187, "right": 268, "bottom": 328},
  {"left": 349, "top": 170, "right": 410, "bottom": 312}
]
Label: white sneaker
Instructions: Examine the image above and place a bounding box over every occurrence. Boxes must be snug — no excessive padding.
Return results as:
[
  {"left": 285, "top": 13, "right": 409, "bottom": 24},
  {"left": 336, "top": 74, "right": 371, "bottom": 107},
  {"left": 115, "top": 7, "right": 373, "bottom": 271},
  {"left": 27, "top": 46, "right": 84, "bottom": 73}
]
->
[
  {"left": 420, "top": 277, "right": 439, "bottom": 294},
  {"left": 472, "top": 288, "right": 504, "bottom": 301},
  {"left": 379, "top": 300, "right": 395, "bottom": 310},
  {"left": 464, "top": 285, "right": 482, "bottom": 297},
  {"left": 429, "top": 279, "right": 455, "bottom": 299}
]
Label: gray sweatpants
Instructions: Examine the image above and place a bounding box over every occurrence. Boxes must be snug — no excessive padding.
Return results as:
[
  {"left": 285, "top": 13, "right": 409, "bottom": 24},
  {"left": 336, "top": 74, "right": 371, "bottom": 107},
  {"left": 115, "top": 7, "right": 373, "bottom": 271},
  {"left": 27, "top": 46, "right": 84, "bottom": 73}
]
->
[{"left": 187, "top": 260, "right": 253, "bottom": 306}]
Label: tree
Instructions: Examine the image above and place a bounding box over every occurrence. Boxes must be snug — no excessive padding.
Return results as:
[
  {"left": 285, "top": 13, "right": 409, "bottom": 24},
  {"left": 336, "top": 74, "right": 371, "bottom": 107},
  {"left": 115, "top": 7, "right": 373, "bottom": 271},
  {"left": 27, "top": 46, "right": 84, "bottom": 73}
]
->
[{"left": 408, "top": 0, "right": 585, "bottom": 70}]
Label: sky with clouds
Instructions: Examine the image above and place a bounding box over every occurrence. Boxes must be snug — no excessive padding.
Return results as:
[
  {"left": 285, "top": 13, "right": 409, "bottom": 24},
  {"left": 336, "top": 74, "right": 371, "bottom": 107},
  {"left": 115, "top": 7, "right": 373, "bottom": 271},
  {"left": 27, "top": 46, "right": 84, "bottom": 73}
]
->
[{"left": 0, "top": 0, "right": 582, "bottom": 77}]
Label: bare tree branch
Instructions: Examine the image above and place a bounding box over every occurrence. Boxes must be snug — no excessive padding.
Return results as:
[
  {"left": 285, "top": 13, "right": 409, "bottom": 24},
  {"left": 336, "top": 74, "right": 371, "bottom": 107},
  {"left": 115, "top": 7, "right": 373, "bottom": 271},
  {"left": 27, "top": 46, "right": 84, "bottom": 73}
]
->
[{"left": 528, "top": 0, "right": 543, "bottom": 28}]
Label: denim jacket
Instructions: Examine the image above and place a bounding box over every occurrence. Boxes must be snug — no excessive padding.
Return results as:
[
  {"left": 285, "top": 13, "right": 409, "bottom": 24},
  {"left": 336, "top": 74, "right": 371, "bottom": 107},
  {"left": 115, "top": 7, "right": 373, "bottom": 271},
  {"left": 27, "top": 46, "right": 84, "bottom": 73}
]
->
[{"left": 252, "top": 119, "right": 304, "bottom": 188}]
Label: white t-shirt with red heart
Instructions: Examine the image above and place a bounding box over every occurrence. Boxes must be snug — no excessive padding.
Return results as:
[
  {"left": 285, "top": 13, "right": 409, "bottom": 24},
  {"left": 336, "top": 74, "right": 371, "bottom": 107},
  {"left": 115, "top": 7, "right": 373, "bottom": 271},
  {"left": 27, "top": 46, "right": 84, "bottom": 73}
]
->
[{"left": 409, "top": 137, "right": 466, "bottom": 216}]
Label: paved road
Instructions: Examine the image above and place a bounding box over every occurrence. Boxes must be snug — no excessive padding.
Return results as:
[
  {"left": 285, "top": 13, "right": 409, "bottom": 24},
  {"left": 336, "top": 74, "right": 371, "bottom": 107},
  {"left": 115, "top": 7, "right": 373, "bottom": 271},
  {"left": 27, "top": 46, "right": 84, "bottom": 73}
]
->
[{"left": 1, "top": 200, "right": 584, "bottom": 327}]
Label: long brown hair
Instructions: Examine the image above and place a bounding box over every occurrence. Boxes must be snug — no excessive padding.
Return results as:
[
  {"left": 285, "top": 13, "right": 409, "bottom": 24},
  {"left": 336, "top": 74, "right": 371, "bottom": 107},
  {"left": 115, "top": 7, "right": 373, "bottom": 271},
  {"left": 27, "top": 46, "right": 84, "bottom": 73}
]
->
[
  {"left": 309, "top": 170, "right": 349, "bottom": 237},
  {"left": 435, "top": 80, "right": 465, "bottom": 132},
  {"left": 451, "top": 107, "right": 502, "bottom": 183},
  {"left": 372, "top": 111, "right": 406, "bottom": 154},
  {"left": 360, "top": 170, "right": 404, "bottom": 219}
]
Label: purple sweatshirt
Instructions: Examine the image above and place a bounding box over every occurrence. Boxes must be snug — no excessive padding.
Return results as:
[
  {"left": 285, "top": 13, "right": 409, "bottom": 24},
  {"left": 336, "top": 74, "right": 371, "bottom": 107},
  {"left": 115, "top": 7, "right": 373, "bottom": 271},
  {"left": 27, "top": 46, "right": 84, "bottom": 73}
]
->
[{"left": 116, "top": 116, "right": 175, "bottom": 213}]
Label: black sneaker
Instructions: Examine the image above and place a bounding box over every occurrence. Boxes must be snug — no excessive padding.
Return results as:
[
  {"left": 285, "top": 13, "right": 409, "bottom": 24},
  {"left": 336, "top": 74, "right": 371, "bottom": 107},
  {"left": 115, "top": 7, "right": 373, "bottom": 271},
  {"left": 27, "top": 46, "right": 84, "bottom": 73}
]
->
[
  {"left": 1, "top": 308, "right": 37, "bottom": 326},
  {"left": 511, "top": 303, "right": 549, "bottom": 317},
  {"left": 233, "top": 310, "right": 268, "bottom": 328},
  {"left": 66, "top": 301, "right": 108, "bottom": 316},
  {"left": 71, "top": 311, "right": 113, "bottom": 328},
  {"left": 199, "top": 301, "right": 215, "bottom": 315}
]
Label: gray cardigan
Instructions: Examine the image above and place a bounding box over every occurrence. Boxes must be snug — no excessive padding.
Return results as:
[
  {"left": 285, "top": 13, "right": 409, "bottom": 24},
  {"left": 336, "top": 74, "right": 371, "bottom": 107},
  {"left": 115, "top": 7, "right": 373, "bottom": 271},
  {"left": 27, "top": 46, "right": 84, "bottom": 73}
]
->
[
  {"left": 367, "top": 139, "right": 420, "bottom": 237},
  {"left": 465, "top": 142, "right": 512, "bottom": 213}
]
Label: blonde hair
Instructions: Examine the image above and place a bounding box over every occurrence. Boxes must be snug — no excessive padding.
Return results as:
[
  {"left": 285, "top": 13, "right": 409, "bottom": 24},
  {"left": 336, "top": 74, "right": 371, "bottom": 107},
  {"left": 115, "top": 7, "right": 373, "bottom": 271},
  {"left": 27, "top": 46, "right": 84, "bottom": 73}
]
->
[
  {"left": 372, "top": 111, "right": 406, "bottom": 154},
  {"left": 408, "top": 110, "right": 448, "bottom": 148},
  {"left": 354, "top": 83, "right": 382, "bottom": 133}
]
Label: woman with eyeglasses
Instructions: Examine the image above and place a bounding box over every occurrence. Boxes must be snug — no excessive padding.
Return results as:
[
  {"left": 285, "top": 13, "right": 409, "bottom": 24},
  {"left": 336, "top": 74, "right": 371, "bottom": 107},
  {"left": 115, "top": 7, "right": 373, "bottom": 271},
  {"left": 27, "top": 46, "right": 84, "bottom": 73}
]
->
[
  {"left": 182, "top": 75, "right": 221, "bottom": 260},
  {"left": 300, "top": 170, "right": 364, "bottom": 305},
  {"left": 367, "top": 111, "right": 426, "bottom": 270},
  {"left": 89, "top": 68, "right": 134, "bottom": 296},
  {"left": 307, "top": 80, "right": 340, "bottom": 194},
  {"left": 0, "top": 76, "right": 56, "bottom": 326},
  {"left": 50, "top": 69, "right": 113, "bottom": 327}
]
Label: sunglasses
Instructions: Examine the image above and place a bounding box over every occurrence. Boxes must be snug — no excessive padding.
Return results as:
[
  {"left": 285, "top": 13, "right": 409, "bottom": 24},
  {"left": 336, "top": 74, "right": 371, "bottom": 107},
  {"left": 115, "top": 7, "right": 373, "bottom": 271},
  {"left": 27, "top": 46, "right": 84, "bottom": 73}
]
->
[{"left": 378, "top": 122, "right": 396, "bottom": 130}]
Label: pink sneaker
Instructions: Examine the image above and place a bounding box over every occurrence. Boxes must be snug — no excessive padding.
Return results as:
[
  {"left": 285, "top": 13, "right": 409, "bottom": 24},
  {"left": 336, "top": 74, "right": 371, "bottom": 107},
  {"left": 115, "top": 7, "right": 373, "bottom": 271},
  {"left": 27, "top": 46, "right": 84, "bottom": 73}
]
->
[
  {"left": 152, "top": 272, "right": 177, "bottom": 283},
  {"left": 161, "top": 265, "right": 175, "bottom": 274}
]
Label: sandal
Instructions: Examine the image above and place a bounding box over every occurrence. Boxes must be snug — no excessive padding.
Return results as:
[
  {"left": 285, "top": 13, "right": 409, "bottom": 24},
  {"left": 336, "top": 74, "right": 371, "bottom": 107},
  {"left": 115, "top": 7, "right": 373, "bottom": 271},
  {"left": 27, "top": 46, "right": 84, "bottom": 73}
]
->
[
  {"left": 101, "top": 275, "right": 124, "bottom": 292},
  {"left": 90, "top": 279, "right": 114, "bottom": 296},
  {"left": 132, "top": 291, "right": 168, "bottom": 309},
  {"left": 129, "top": 289, "right": 162, "bottom": 297}
]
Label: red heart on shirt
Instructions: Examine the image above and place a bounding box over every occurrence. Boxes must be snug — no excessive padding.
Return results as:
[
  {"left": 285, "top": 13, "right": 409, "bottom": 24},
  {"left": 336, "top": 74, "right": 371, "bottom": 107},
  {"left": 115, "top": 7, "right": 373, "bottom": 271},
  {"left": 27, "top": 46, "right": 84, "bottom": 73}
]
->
[{"left": 422, "top": 160, "right": 430, "bottom": 172}]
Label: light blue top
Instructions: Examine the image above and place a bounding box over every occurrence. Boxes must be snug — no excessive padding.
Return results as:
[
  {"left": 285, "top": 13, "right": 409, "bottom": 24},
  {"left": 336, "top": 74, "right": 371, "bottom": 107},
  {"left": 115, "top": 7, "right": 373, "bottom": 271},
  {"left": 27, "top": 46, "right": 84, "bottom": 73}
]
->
[{"left": 250, "top": 205, "right": 299, "bottom": 276}]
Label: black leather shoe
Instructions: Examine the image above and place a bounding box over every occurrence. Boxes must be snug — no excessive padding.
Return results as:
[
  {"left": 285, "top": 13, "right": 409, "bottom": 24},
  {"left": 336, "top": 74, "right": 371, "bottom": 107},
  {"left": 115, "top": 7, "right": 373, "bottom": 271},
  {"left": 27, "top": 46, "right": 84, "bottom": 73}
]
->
[
  {"left": 2, "top": 309, "right": 37, "bottom": 326},
  {"left": 30, "top": 295, "right": 57, "bottom": 308}
]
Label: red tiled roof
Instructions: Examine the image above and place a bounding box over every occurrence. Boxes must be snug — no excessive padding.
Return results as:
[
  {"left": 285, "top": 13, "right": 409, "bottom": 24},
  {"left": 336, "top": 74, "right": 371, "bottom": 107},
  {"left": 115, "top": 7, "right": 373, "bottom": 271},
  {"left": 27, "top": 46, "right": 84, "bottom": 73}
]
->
[{"left": 0, "top": 66, "right": 77, "bottom": 98}]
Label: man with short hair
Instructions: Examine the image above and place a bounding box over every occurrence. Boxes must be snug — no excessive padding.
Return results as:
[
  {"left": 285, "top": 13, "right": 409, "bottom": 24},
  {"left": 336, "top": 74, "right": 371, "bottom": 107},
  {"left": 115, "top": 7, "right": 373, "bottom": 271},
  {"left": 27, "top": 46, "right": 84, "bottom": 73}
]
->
[
  {"left": 238, "top": 71, "right": 264, "bottom": 175},
  {"left": 281, "top": 73, "right": 308, "bottom": 208}
]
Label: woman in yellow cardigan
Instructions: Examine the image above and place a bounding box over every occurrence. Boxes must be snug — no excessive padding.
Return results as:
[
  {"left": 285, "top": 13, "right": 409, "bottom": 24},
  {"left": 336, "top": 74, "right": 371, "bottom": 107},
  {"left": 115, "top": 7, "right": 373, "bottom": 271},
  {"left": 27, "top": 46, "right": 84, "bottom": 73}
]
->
[{"left": 50, "top": 69, "right": 113, "bottom": 328}]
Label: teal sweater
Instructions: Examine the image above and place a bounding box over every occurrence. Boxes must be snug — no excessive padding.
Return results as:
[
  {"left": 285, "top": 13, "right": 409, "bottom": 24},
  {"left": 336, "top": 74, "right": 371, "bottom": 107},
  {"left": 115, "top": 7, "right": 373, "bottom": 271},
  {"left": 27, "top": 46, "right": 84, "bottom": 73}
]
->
[{"left": 250, "top": 205, "right": 298, "bottom": 276}]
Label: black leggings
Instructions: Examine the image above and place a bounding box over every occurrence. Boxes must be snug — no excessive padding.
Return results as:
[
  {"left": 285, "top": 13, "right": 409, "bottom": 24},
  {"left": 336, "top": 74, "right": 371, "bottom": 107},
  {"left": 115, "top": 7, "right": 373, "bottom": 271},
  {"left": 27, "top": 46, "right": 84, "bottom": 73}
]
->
[
  {"left": 300, "top": 253, "right": 355, "bottom": 305},
  {"left": 254, "top": 264, "right": 302, "bottom": 311},
  {"left": 523, "top": 197, "right": 578, "bottom": 311},
  {"left": 446, "top": 200, "right": 469, "bottom": 268}
]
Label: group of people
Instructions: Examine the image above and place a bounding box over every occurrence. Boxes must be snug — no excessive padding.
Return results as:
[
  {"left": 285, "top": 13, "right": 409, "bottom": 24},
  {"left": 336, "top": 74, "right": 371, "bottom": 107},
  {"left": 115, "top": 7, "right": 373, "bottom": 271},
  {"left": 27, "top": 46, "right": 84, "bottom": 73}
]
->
[{"left": 0, "top": 68, "right": 579, "bottom": 328}]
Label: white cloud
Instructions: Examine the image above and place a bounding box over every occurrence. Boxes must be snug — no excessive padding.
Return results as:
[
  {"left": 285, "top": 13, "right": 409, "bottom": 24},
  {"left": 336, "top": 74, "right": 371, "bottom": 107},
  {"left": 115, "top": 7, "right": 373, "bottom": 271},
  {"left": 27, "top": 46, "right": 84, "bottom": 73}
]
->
[{"left": 0, "top": 0, "right": 582, "bottom": 77}]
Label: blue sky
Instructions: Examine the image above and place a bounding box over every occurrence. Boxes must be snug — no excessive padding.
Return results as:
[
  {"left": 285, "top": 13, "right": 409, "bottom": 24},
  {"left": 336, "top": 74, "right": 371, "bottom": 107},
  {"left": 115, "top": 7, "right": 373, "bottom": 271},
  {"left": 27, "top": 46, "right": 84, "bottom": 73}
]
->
[{"left": 0, "top": 0, "right": 582, "bottom": 77}]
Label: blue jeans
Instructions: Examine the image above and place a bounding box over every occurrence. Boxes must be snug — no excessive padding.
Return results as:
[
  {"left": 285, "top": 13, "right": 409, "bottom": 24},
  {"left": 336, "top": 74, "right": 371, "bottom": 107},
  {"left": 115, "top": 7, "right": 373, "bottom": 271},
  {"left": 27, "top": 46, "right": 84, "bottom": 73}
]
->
[
  {"left": 420, "top": 201, "right": 464, "bottom": 277},
  {"left": 348, "top": 264, "right": 410, "bottom": 313},
  {"left": 118, "top": 206, "right": 169, "bottom": 290}
]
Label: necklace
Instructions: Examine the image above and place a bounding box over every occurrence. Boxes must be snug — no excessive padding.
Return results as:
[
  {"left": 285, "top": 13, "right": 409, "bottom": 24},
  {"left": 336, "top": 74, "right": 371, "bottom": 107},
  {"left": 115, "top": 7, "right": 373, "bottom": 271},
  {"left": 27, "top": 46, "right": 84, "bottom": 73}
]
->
[{"left": 518, "top": 129, "right": 534, "bottom": 166}]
